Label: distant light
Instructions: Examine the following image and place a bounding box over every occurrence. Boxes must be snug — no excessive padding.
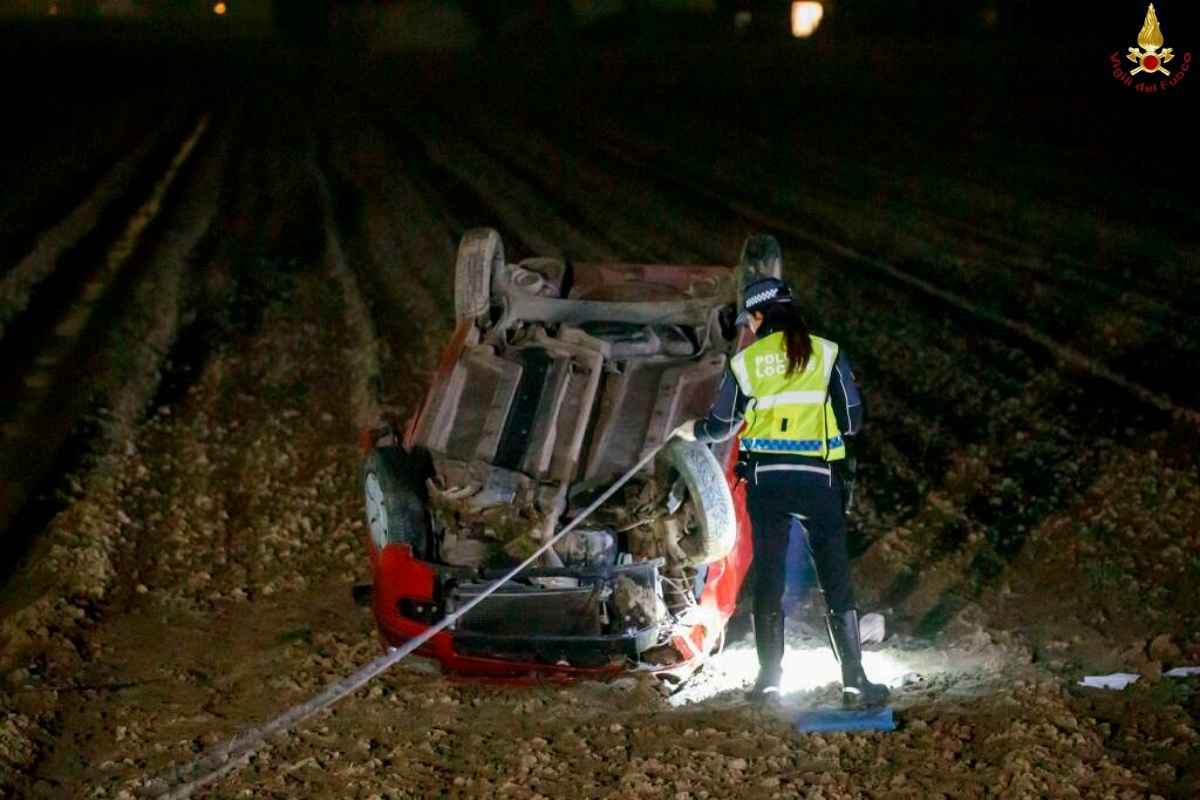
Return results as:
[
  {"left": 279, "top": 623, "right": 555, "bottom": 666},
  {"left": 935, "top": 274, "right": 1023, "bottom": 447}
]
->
[
  {"left": 213, "top": 2, "right": 227, "bottom": 15},
  {"left": 790, "top": 1, "right": 824, "bottom": 38}
]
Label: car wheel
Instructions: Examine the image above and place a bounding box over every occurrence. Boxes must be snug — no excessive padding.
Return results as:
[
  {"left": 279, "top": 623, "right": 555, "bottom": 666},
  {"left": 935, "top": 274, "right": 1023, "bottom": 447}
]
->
[
  {"left": 454, "top": 228, "right": 505, "bottom": 327},
  {"left": 661, "top": 440, "right": 737, "bottom": 566},
  {"left": 362, "top": 446, "right": 430, "bottom": 557},
  {"left": 736, "top": 233, "right": 783, "bottom": 312}
]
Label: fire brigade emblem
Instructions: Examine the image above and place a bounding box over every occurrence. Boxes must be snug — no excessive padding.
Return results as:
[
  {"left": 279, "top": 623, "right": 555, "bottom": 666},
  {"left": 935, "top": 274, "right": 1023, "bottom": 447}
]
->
[{"left": 1128, "top": 4, "right": 1174, "bottom": 75}]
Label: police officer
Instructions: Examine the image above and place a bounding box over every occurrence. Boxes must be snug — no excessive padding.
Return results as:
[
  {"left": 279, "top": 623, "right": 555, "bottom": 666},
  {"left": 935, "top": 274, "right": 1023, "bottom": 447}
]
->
[{"left": 673, "top": 276, "right": 888, "bottom": 707}]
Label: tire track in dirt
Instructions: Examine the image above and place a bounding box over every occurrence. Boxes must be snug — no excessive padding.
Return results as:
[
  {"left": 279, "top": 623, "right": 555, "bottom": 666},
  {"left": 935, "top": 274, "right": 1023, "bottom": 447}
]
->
[
  {"left": 0, "top": 107, "right": 243, "bottom": 794},
  {"left": 317, "top": 109, "right": 459, "bottom": 422},
  {"left": 363, "top": 109, "right": 541, "bottom": 258},
  {"left": 405, "top": 112, "right": 680, "bottom": 264},
  {"left": 0, "top": 112, "right": 214, "bottom": 548},
  {"left": 581, "top": 104, "right": 1200, "bottom": 406},
  {"left": 0, "top": 93, "right": 186, "bottom": 279},
  {"left": 420, "top": 105, "right": 717, "bottom": 266},
  {"left": 588, "top": 134, "right": 1200, "bottom": 426},
  {"left": 311, "top": 148, "right": 381, "bottom": 429},
  {"left": 105, "top": 103, "right": 262, "bottom": 618},
  {"left": 605, "top": 102, "right": 1200, "bottom": 324},
  {"left": 1, "top": 104, "right": 235, "bottom": 593},
  {"left": 374, "top": 108, "right": 612, "bottom": 263},
  {"left": 0, "top": 84, "right": 383, "bottom": 797},
  {"left": 0, "top": 105, "right": 191, "bottom": 342}
]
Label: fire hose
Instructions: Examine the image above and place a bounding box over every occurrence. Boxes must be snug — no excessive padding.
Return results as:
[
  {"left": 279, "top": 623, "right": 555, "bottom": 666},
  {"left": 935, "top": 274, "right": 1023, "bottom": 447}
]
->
[{"left": 150, "top": 442, "right": 669, "bottom": 799}]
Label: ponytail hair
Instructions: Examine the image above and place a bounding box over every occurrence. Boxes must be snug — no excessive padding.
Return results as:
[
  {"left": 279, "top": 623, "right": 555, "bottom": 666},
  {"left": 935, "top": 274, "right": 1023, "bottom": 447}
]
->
[{"left": 760, "top": 303, "right": 812, "bottom": 375}]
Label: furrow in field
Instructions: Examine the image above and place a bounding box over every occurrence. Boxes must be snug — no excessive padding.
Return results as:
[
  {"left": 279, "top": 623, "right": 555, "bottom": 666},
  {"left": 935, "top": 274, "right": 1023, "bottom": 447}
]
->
[
  {"left": 417, "top": 107, "right": 682, "bottom": 264},
  {"left": 0, "top": 113, "right": 214, "bottom": 544},
  {"left": 0, "top": 94, "right": 185, "bottom": 275},
  {"left": 387, "top": 108, "right": 614, "bottom": 262},
  {"left": 319, "top": 112, "right": 459, "bottom": 420},
  {"left": 579, "top": 106, "right": 1200, "bottom": 404},
  {"left": 0, "top": 106, "right": 192, "bottom": 343},
  {"left": 579, "top": 126, "right": 1200, "bottom": 426}
]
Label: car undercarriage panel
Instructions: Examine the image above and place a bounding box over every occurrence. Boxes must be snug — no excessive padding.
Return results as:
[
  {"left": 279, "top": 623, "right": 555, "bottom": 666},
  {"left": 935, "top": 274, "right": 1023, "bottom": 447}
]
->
[
  {"left": 584, "top": 354, "right": 725, "bottom": 483},
  {"left": 450, "top": 627, "right": 659, "bottom": 668},
  {"left": 447, "top": 560, "right": 665, "bottom": 661}
]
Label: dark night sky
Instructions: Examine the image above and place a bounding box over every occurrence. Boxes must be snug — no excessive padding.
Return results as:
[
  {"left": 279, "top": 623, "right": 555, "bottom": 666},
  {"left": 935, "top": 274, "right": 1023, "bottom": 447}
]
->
[
  {"left": 2, "top": 0, "right": 1196, "bottom": 104},
  {"left": 3, "top": 1, "right": 1196, "bottom": 38}
]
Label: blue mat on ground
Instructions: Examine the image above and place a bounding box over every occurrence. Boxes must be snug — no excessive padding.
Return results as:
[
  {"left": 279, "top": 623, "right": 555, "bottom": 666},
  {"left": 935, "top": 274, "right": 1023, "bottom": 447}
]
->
[{"left": 794, "top": 707, "right": 896, "bottom": 733}]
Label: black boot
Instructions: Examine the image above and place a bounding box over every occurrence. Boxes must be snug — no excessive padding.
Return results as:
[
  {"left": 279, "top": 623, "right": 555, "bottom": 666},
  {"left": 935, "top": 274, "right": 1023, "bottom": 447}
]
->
[
  {"left": 826, "top": 609, "right": 889, "bottom": 708},
  {"left": 746, "top": 610, "right": 785, "bottom": 704}
]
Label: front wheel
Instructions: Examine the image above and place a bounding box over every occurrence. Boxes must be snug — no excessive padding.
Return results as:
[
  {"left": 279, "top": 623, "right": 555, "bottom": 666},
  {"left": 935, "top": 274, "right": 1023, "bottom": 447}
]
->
[
  {"left": 659, "top": 440, "right": 737, "bottom": 567},
  {"left": 362, "top": 446, "right": 430, "bottom": 557}
]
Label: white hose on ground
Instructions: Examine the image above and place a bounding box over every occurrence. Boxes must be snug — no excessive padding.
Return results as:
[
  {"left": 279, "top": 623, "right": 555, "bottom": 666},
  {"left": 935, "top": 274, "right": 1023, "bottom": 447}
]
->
[{"left": 150, "top": 442, "right": 668, "bottom": 799}]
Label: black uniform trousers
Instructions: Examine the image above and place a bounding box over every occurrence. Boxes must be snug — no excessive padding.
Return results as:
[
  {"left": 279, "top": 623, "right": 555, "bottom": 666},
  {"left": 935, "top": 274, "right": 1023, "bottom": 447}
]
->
[{"left": 745, "top": 458, "right": 854, "bottom": 616}]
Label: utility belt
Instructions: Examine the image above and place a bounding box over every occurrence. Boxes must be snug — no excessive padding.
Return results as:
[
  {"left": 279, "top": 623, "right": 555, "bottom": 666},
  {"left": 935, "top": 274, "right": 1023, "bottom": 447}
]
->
[
  {"left": 735, "top": 449, "right": 858, "bottom": 513},
  {"left": 735, "top": 450, "right": 834, "bottom": 480}
]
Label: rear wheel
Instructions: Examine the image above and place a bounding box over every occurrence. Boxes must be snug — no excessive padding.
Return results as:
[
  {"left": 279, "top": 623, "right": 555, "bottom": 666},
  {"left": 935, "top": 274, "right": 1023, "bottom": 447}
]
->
[
  {"left": 362, "top": 446, "right": 430, "bottom": 557},
  {"left": 739, "top": 233, "right": 783, "bottom": 277},
  {"left": 736, "top": 233, "right": 784, "bottom": 313},
  {"left": 454, "top": 228, "right": 505, "bottom": 327}
]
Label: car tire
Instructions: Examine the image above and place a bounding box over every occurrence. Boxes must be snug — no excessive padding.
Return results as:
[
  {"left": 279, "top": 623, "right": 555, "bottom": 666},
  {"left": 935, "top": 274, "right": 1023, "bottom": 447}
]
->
[
  {"left": 737, "top": 233, "right": 783, "bottom": 313},
  {"left": 362, "top": 446, "right": 431, "bottom": 557},
  {"left": 454, "top": 228, "right": 505, "bottom": 326},
  {"left": 739, "top": 233, "right": 783, "bottom": 277},
  {"left": 662, "top": 440, "right": 737, "bottom": 566}
]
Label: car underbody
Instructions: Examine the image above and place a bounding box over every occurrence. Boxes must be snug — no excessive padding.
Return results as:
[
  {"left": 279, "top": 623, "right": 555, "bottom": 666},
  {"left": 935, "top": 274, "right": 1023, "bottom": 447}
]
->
[{"left": 362, "top": 231, "right": 783, "bottom": 681}]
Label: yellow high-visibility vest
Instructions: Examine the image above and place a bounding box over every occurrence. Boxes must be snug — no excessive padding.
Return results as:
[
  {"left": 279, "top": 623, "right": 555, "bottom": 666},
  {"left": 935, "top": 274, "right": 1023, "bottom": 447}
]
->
[{"left": 730, "top": 331, "right": 846, "bottom": 460}]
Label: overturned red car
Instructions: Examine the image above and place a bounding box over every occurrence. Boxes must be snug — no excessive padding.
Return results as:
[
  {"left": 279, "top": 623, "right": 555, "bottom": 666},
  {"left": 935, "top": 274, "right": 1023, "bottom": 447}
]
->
[{"left": 359, "top": 229, "right": 784, "bottom": 683}]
